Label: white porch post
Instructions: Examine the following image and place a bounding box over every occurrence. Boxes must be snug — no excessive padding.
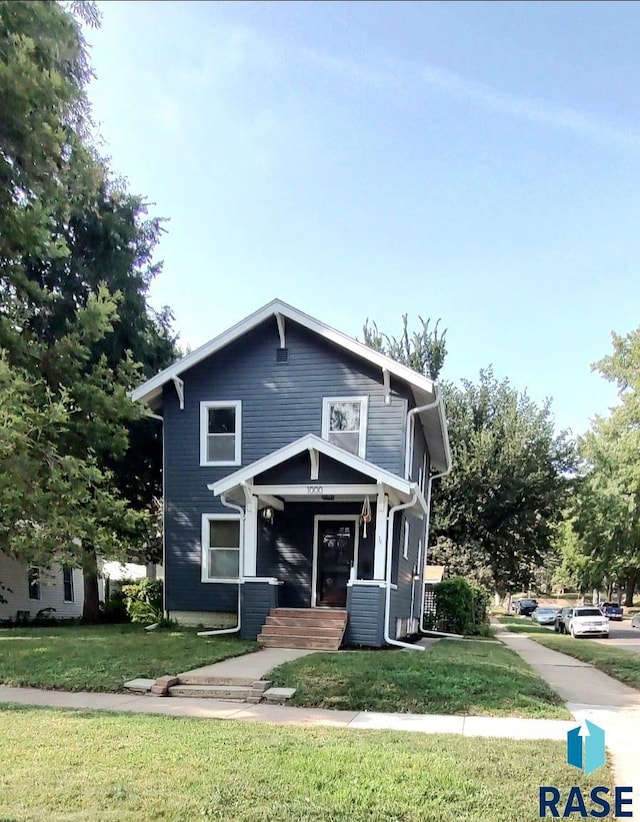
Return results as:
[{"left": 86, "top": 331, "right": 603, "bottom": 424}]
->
[
  {"left": 373, "top": 485, "right": 388, "bottom": 580},
  {"left": 242, "top": 485, "right": 258, "bottom": 577}
]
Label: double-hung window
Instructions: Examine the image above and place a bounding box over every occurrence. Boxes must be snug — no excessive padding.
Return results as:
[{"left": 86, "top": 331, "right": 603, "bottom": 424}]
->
[
  {"left": 200, "top": 401, "right": 242, "bottom": 466},
  {"left": 27, "top": 568, "right": 40, "bottom": 601},
  {"left": 322, "top": 396, "right": 368, "bottom": 458},
  {"left": 202, "top": 515, "right": 241, "bottom": 582},
  {"left": 63, "top": 566, "right": 74, "bottom": 603}
]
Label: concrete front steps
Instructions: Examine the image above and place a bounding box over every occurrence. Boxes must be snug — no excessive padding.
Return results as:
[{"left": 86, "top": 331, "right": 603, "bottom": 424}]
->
[
  {"left": 257, "top": 607, "right": 348, "bottom": 650},
  {"left": 166, "top": 674, "right": 270, "bottom": 703}
]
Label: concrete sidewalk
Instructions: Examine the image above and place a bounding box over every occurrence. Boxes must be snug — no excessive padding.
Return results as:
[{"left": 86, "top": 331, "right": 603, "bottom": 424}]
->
[
  {"left": 0, "top": 684, "right": 573, "bottom": 739},
  {"left": 494, "top": 623, "right": 640, "bottom": 804}
]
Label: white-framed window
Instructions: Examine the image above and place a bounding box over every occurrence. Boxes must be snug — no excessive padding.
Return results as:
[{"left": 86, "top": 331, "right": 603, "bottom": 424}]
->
[
  {"left": 403, "top": 520, "right": 409, "bottom": 560},
  {"left": 321, "top": 396, "right": 368, "bottom": 458},
  {"left": 63, "top": 566, "right": 74, "bottom": 603},
  {"left": 27, "top": 568, "right": 40, "bottom": 601},
  {"left": 200, "top": 401, "right": 242, "bottom": 466},
  {"left": 201, "top": 514, "right": 241, "bottom": 582}
]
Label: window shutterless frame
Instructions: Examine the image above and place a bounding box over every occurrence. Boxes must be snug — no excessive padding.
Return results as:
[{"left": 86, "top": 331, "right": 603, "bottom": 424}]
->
[
  {"left": 321, "top": 396, "right": 368, "bottom": 459},
  {"left": 200, "top": 401, "right": 242, "bottom": 467},
  {"left": 201, "top": 513, "right": 242, "bottom": 583}
]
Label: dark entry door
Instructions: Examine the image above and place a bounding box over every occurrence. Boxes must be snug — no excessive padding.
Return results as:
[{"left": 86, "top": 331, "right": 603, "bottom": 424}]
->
[{"left": 316, "top": 520, "right": 355, "bottom": 607}]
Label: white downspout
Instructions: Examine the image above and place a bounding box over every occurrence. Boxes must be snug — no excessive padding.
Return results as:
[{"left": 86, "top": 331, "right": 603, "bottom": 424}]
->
[
  {"left": 383, "top": 490, "right": 425, "bottom": 651},
  {"left": 197, "top": 492, "right": 244, "bottom": 637},
  {"left": 419, "top": 460, "right": 461, "bottom": 638}
]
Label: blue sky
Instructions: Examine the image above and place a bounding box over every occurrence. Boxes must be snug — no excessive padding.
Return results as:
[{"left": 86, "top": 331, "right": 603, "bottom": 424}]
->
[{"left": 86, "top": 1, "right": 640, "bottom": 436}]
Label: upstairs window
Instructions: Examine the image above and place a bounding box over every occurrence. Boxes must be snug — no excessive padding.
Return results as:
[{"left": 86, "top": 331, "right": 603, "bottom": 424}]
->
[
  {"left": 202, "top": 515, "right": 241, "bottom": 582},
  {"left": 322, "top": 396, "right": 368, "bottom": 458},
  {"left": 200, "top": 401, "right": 242, "bottom": 466}
]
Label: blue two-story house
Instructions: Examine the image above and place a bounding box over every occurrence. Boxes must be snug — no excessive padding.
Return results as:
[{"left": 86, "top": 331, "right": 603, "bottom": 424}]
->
[{"left": 131, "top": 300, "right": 451, "bottom": 648}]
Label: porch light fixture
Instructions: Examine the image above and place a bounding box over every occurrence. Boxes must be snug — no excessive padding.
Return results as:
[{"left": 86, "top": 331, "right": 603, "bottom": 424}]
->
[{"left": 261, "top": 506, "right": 274, "bottom": 524}]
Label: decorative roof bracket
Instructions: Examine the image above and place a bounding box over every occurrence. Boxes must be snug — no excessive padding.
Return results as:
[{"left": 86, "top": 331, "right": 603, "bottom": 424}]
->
[
  {"left": 171, "top": 376, "right": 185, "bottom": 410},
  {"left": 275, "top": 312, "right": 286, "bottom": 348}
]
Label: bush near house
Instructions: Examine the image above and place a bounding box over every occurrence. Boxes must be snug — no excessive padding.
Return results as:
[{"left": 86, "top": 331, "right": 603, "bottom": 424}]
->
[
  {"left": 424, "top": 577, "right": 489, "bottom": 635},
  {"left": 121, "top": 579, "right": 163, "bottom": 624}
]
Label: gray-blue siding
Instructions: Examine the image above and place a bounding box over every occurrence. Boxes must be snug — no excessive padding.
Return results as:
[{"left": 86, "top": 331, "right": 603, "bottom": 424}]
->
[{"left": 162, "top": 317, "right": 411, "bottom": 616}]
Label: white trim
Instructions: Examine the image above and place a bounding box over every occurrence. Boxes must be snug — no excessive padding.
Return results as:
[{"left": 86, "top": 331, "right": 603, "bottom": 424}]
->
[
  {"left": 403, "top": 520, "right": 409, "bottom": 560},
  {"left": 211, "top": 434, "right": 417, "bottom": 500},
  {"left": 251, "top": 483, "right": 380, "bottom": 497},
  {"left": 242, "top": 485, "right": 258, "bottom": 577},
  {"left": 131, "top": 299, "right": 435, "bottom": 404},
  {"left": 200, "top": 401, "right": 242, "bottom": 467},
  {"left": 241, "top": 577, "right": 283, "bottom": 585},
  {"left": 382, "top": 368, "right": 391, "bottom": 405},
  {"left": 321, "top": 395, "right": 368, "bottom": 459},
  {"left": 347, "top": 580, "right": 386, "bottom": 588},
  {"left": 201, "top": 513, "right": 242, "bottom": 583},
  {"left": 171, "top": 376, "right": 185, "bottom": 410},
  {"left": 308, "top": 447, "right": 319, "bottom": 481},
  {"left": 373, "top": 485, "right": 388, "bottom": 580},
  {"left": 275, "top": 312, "right": 286, "bottom": 348},
  {"left": 311, "top": 515, "right": 360, "bottom": 608},
  {"left": 130, "top": 299, "right": 451, "bottom": 473}
]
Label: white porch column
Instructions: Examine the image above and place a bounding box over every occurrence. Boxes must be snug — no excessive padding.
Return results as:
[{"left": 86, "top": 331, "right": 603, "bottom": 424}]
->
[
  {"left": 242, "top": 489, "right": 258, "bottom": 577},
  {"left": 373, "top": 487, "right": 388, "bottom": 580}
]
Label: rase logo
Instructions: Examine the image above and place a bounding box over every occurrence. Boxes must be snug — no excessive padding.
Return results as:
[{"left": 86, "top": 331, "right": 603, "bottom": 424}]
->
[{"left": 539, "top": 721, "right": 633, "bottom": 818}]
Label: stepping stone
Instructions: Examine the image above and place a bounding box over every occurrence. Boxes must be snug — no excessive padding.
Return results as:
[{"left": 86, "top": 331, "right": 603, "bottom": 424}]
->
[
  {"left": 123, "top": 678, "right": 155, "bottom": 694},
  {"left": 262, "top": 687, "right": 296, "bottom": 704}
]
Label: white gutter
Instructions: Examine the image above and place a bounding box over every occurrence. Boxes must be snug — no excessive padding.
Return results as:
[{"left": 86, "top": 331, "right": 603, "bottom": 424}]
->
[
  {"left": 197, "top": 492, "right": 244, "bottom": 637},
  {"left": 383, "top": 490, "right": 425, "bottom": 651},
  {"left": 404, "top": 385, "right": 442, "bottom": 480}
]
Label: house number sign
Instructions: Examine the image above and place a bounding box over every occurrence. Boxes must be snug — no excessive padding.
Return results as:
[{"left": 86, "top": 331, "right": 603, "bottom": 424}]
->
[{"left": 307, "top": 485, "right": 324, "bottom": 494}]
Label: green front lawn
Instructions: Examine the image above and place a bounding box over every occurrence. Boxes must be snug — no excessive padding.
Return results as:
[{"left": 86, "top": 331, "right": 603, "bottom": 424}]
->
[
  {"left": 270, "top": 639, "right": 570, "bottom": 718},
  {"left": 497, "top": 616, "right": 556, "bottom": 635},
  {"left": 0, "top": 705, "right": 611, "bottom": 822},
  {"left": 0, "top": 624, "right": 256, "bottom": 691},
  {"left": 532, "top": 634, "right": 640, "bottom": 691}
]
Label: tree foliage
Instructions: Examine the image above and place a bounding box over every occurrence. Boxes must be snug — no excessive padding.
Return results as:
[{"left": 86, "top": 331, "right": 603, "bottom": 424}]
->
[
  {"left": 0, "top": 1, "right": 178, "bottom": 618},
  {"left": 363, "top": 315, "right": 447, "bottom": 380},
  {"left": 566, "top": 328, "right": 640, "bottom": 605},
  {"left": 362, "top": 315, "right": 574, "bottom": 594}
]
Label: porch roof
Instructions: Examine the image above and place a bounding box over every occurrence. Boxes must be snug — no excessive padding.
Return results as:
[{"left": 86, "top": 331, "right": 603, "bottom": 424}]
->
[{"left": 209, "top": 434, "right": 427, "bottom": 514}]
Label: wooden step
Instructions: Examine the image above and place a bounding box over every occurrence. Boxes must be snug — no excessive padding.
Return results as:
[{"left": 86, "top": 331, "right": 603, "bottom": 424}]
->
[
  {"left": 266, "top": 616, "right": 346, "bottom": 629},
  {"left": 272, "top": 608, "right": 347, "bottom": 620},
  {"left": 256, "top": 607, "right": 348, "bottom": 650},
  {"left": 260, "top": 624, "right": 343, "bottom": 639}
]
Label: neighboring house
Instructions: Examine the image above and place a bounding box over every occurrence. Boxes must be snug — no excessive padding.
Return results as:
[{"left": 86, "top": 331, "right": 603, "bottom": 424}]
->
[
  {"left": 131, "top": 299, "right": 451, "bottom": 648},
  {"left": 99, "top": 561, "right": 164, "bottom": 602},
  {"left": 0, "top": 553, "right": 84, "bottom": 623}
]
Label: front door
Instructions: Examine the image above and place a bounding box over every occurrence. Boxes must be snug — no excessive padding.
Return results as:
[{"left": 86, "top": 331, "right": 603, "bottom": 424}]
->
[{"left": 316, "top": 519, "right": 355, "bottom": 607}]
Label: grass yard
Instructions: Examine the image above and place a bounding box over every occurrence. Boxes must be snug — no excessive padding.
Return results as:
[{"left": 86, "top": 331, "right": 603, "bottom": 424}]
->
[
  {"left": 0, "top": 624, "right": 256, "bottom": 692},
  {"left": 496, "top": 616, "right": 555, "bottom": 635},
  {"left": 270, "top": 639, "right": 570, "bottom": 718},
  {"left": 0, "top": 705, "right": 613, "bottom": 822},
  {"left": 532, "top": 633, "right": 640, "bottom": 691}
]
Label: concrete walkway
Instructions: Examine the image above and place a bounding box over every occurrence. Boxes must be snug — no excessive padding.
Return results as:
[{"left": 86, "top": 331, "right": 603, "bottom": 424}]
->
[
  {"left": 178, "top": 647, "right": 317, "bottom": 682},
  {"left": 494, "top": 623, "right": 640, "bottom": 803},
  {"left": 0, "top": 684, "right": 573, "bottom": 739}
]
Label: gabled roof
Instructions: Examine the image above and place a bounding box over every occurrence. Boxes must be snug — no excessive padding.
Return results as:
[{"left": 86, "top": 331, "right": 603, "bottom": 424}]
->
[
  {"left": 131, "top": 298, "right": 451, "bottom": 472},
  {"left": 210, "top": 434, "right": 427, "bottom": 514}
]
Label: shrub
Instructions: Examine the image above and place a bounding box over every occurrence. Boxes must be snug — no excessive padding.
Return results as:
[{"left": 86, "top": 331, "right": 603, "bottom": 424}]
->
[
  {"left": 429, "top": 577, "right": 489, "bottom": 636},
  {"left": 102, "top": 590, "right": 130, "bottom": 623},
  {"left": 121, "top": 579, "right": 163, "bottom": 624}
]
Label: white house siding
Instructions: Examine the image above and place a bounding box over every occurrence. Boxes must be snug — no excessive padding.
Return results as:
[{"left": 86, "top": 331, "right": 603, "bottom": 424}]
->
[{"left": 0, "top": 553, "right": 84, "bottom": 622}]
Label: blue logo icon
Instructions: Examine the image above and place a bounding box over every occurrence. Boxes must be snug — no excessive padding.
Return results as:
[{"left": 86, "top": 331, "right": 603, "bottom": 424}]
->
[{"left": 567, "top": 720, "right": 606, "bottom": 776}]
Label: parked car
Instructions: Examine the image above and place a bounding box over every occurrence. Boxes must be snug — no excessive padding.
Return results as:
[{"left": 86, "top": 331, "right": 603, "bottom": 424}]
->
[
  {"left": 555, "top": 607, "right": 572, "bottom": 633},
  {"left": 631, "top": 613, "right": 640, "bottom": 629},
  {"left": 532, "top": 606, "right": 560, "bottom": 626},
  {"left": 517, "top": 598, "right": 538, "bottom": 617},
  {"left": 567, "top": 607, "right": 609, "bottom": 639},
  {"left": 599, "top": 602, "right": 623, "bottom": 621},
  {"left": 510, "top": 598, "right": 521, "bottom": 614}
]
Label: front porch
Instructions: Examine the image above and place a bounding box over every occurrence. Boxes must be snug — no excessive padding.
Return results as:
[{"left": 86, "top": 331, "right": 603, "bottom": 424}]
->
[{"left": 210, "top": 434, "right": 427, "bottom": 647}]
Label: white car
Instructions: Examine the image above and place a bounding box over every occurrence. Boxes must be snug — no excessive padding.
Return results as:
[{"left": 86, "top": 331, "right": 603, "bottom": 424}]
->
[{"left": 568, "top": 607, "right": 609, "bottom": 639}]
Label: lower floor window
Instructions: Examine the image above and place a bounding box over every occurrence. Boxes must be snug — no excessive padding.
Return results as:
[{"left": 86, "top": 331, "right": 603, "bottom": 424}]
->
[
  {"left": 202, "top": 515, "right": 240, "bottom": 581},
  {"left": 63, "top": 566, "right": 74, "bottom": 602},
  {"left": 28, "top": 568, "right": 40, "bottom": 600}
]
